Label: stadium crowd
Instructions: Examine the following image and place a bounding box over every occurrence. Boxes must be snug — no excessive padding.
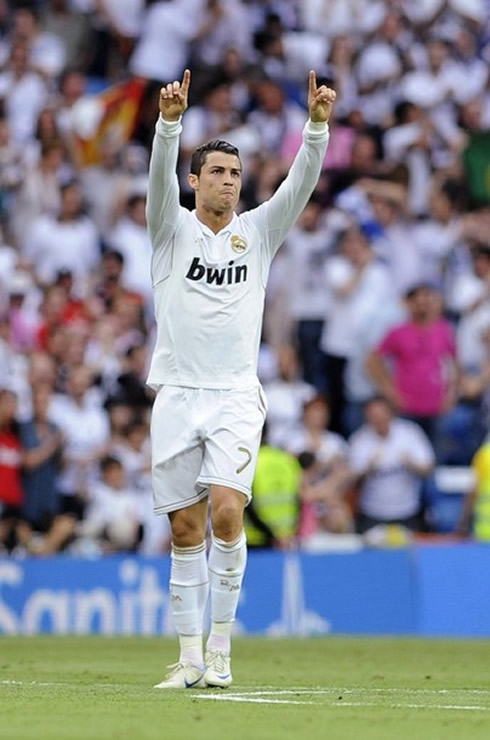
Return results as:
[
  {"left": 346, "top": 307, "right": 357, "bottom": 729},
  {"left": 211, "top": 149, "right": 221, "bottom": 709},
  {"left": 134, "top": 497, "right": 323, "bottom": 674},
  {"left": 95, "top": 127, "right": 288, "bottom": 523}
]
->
[{"left": 1, "top": 0, "right": 490, "bottom": 555}]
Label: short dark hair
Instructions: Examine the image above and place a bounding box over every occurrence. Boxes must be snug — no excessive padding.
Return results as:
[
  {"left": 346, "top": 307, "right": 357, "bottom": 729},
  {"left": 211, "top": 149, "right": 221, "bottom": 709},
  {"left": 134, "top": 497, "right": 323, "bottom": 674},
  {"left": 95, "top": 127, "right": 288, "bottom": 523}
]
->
[
  {"left": 190, "top": 140, "right": 240, "bottom": 176},
  {"left": 100, "top": 455, "right": 122, "bottom": 474},
  {"left": 103, "top": 249, "right": 124, "bottom": 265}
]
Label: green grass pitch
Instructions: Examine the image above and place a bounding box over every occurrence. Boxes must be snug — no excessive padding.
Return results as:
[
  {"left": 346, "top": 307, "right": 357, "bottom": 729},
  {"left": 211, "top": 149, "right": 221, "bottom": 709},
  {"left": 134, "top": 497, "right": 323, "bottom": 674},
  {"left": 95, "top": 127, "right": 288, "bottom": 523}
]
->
[{"left": 1, "top": 637, "right": 490, "bottom": 740}]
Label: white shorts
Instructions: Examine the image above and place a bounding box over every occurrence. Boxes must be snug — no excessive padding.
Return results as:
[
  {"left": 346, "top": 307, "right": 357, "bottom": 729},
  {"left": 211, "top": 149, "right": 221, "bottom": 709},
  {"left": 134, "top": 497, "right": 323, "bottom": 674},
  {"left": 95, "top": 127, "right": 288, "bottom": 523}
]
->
[{"left": 150, "top": 385, "right": 267, "bottom": 515}]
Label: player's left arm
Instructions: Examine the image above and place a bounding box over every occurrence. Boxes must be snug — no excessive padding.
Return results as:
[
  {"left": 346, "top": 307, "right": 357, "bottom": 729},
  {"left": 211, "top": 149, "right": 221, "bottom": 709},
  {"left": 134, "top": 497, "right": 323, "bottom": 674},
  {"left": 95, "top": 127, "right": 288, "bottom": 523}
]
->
[{"left": 256, "top": 72, "right": 336, "bottom": 257}]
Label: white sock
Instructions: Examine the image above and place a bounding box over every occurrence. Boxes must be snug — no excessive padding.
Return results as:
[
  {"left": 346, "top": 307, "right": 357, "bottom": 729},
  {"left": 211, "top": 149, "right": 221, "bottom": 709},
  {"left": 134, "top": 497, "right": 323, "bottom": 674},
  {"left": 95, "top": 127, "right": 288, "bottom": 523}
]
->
[
  {"left": 170, "top": 542, "right": 208, "bottom": 665},
  {"left": 207, "top": 531, "right": 247, "bottom": 654}
]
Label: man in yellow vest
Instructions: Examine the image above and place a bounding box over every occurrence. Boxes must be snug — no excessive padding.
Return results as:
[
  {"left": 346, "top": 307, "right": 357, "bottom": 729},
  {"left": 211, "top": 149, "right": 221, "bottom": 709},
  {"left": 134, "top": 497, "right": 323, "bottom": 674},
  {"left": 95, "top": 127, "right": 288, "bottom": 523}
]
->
[
  {"left": 245, "top": 432, "right": 301, "bottom": 548},
  {"left": 459, "top": 439, "right": 490, "bottom": 540}
]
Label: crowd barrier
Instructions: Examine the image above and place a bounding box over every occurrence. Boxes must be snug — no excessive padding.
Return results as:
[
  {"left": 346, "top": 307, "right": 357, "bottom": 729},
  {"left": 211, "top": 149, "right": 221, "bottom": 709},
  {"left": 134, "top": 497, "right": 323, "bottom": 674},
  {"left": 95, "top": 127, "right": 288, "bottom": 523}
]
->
[{"left": 0, "top": 544, "right": 489, "bottom": 636}]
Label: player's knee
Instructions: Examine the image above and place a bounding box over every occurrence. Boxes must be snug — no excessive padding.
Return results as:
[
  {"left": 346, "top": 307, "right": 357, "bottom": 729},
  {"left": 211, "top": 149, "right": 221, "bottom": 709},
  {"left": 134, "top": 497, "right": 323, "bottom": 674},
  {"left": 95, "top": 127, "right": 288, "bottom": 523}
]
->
[
  {"left": 211, "top": 499, "right": 244, "bottom": 541},
  {"left": 169, "top": 511, "right": 205, "bottom": 547}
]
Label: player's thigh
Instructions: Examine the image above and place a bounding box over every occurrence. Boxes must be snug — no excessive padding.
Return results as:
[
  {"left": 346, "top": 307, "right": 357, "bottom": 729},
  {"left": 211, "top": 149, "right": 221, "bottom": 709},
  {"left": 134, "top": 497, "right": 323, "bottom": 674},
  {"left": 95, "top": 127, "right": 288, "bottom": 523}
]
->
[
  {"left": 151, "top": 386, "right": 206, "bottom": 515},
  {"left": 150, "top": 385, "right": 197, "bottom": 462},
  {"left": 199, "top": 387, "right": 267, "bottom": 500}
]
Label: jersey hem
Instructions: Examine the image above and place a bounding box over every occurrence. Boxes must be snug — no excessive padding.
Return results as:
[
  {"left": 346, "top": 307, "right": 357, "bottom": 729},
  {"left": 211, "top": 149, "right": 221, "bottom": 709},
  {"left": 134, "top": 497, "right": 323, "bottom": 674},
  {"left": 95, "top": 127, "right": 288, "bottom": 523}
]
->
[{"left": 147, "top": 378, "right": 260, "bottom": 392}]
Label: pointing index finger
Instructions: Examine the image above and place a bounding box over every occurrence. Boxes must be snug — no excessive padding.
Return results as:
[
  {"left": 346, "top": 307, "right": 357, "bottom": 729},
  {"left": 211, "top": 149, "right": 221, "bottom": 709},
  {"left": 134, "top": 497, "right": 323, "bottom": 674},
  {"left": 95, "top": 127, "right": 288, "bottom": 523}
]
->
[
  {"left": 181, "top": 68, "right": 191, "bottom": 96},
  {"left": 309, "top": 70, "right": 317, "bottom": 96}
]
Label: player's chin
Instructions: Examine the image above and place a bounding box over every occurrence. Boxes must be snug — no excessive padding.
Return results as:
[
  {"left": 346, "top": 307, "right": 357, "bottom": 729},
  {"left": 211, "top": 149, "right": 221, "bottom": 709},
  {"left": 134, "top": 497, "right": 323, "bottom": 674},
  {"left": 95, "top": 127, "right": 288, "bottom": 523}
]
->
[{"left": 220, "top": 194, "right": 238, "bottom": 209}]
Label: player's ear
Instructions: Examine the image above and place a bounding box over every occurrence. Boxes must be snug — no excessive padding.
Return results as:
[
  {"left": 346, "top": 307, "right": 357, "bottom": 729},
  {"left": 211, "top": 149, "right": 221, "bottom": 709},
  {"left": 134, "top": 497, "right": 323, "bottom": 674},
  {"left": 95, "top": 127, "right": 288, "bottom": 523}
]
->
[{"left": 187, "top": 173, "right": 199, "bottom": 192}]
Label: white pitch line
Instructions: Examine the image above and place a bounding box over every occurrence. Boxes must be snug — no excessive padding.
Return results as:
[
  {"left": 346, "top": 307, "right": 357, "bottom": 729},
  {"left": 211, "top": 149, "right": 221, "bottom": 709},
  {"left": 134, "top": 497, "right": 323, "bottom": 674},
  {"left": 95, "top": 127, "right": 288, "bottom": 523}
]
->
[
  {"left": 193, "top": 695, "right": 316, "bottom": 705},
  {"left": 191, "top": 694, "right": 490, "bottom": 711},
  {"left": 3, "top": 679, "right": 490, "bottom": 712},
  {"left": 218, "top": 687, "right": 490, "bottom": 697},
  {"left": 333, "top": 701, "right": 490, "bottom": 712},
  {"left": 0, "top": 679, "right": 127, "bottom": 689}
]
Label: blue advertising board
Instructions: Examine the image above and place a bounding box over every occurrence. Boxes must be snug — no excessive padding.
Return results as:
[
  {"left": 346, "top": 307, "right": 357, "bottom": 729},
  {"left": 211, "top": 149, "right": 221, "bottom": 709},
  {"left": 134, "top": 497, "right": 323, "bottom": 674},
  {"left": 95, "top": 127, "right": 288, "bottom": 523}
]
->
[{"left": 0, "top": 545, "right": 489, "bottom": 636}]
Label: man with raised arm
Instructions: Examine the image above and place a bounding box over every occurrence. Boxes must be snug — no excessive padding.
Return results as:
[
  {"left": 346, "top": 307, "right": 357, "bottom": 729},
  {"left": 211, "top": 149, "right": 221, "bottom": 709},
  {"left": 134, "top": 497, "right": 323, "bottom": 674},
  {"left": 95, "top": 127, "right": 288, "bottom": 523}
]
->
[{"left": 147, "top": 69, "right": 335, "bottom": 689}]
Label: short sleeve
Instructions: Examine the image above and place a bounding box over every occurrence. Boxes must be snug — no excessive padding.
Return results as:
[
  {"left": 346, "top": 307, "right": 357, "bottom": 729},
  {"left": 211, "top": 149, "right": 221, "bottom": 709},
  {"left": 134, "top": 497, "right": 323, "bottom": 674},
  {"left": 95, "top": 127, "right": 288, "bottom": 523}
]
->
[{"left": 377, "top": 327, "right": 400, "bottom": 358}]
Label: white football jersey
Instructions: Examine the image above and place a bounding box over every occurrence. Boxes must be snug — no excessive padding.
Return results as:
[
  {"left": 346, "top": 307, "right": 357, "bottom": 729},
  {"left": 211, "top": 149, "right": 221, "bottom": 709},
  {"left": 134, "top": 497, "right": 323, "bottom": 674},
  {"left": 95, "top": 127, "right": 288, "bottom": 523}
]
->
[{"left": 146, "top": 116, "right": 329, "bottom": 390}]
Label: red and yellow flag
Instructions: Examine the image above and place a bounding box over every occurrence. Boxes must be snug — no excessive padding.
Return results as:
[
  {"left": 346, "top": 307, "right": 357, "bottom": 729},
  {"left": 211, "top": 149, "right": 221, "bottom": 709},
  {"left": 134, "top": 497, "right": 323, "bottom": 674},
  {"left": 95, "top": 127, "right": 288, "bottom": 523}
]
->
[{"left": 72, "top": 78, "right": 147, "bottom": 167}]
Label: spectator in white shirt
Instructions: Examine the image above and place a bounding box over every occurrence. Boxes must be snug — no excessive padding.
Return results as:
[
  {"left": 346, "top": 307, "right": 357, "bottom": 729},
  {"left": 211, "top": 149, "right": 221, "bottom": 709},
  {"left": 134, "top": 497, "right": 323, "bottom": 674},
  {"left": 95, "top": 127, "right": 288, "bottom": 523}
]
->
[
  {"left": 25, "top": 181, "right": 100, "bottom": 294},
  {"left": 320, "top": 225, "right": 393, "bottom": 435},
  {"left": 349, "top": 396, "right": 435, "bottom": 533},
  {"left": 285, "top": 199, "right": 335, "bottom": 393},
  {"left": 0, "top": 42, "right": 47, "bottom": 146},
  {"left": 39, "top": 364, "right": 110, "bottom": 553},
  {"left": 367, "top": 181, "right": 425, "bottom": 296},
  {"left": 264, "top": 344, "right": 316, "bottom": 450},
  {"left": 191, "top": 0, "right": 252, "bottom": 68},
  {"left": 287, "top": 395, "right": 347, "bottom": 466},
  {"left": 107, "top": 192, "right": 153, "bottom": 308},
  {"left": 81, "top": 455, "right": 143, "bottom": 552},
  {"left": 12, "top": 140, "right": 65, "bottom": 249},
  {"left": 10, "top": 6, "right": 66, "bottom": 79},
  {"left": 248, "top": 79, "right": 306, "bottom": 157},
  {"left": 129, "top": 0, "right": 200, "bottom": 82},
  {"left": 110, "top": 418, "right": 170, "bottom": 554}
]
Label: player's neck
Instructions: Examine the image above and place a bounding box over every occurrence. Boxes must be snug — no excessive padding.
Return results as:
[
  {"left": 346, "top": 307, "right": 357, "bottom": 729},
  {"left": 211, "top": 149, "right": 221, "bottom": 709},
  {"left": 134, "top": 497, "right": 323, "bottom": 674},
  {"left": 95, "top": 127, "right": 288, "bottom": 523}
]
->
[{"left": 196, "top": 204, "right": 234, "bottom": 235}]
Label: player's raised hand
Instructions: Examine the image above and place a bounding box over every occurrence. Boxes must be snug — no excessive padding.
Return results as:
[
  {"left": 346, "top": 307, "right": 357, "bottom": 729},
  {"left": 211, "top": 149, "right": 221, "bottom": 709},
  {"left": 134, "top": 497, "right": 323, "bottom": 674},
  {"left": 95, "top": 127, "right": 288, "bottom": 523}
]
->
[
  {"left": 159, "top": 68, "right": 191, "bottom": 122},
  {"left": 308, "top": 70, "right": 336, "bottom": 124}
]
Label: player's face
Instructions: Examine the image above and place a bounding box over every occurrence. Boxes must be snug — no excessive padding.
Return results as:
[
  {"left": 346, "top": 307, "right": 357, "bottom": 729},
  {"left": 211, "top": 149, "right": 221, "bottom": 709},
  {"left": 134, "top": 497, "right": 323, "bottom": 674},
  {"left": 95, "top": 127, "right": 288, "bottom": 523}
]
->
[{"left": 191, "top": 152, "right": 242, "bottom": 213}]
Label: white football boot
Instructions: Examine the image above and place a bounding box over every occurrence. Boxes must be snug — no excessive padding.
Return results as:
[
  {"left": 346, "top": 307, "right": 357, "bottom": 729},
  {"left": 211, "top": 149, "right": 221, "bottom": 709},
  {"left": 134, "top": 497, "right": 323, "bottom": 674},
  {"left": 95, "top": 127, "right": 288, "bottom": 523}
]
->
[
  {"left": 204, "top": 650, "right": 232, "bottom": 688},
  {"left": 154, "top": 661, "right": 206, "bottom": 689}
]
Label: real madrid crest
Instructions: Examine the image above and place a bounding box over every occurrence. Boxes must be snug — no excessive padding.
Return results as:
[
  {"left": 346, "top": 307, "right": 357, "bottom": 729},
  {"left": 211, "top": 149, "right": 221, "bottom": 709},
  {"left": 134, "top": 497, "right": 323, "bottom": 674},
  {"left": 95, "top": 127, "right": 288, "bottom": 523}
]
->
[{"left": 231, "top": 235, "right": 247, "bottom": 254}]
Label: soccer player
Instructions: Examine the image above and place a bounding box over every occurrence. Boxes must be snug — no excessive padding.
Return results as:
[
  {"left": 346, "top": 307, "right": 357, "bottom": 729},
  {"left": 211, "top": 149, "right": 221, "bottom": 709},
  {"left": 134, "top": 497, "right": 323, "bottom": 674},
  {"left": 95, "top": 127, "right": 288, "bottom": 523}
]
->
[{"left": 148, "top": 68, "right": 335, "bottom": 689}]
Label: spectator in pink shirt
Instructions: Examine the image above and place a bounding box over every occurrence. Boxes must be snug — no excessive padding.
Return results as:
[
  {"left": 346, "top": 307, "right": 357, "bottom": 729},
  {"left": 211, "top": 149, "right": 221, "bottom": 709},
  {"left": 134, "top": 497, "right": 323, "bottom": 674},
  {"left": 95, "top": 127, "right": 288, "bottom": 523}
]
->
[{"left": 365, "top": 283, "right": 458, "bottom": 442}]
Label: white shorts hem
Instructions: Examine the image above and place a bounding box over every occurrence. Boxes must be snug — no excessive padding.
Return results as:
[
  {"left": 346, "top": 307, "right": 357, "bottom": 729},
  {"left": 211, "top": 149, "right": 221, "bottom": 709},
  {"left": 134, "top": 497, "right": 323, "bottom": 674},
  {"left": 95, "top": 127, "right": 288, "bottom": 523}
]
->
[
  {"left": 153, "top": 487, "right": 209, "bottom": 515},
  {"left": 197, "top": 476, "right": 251, "bottom": 501}
]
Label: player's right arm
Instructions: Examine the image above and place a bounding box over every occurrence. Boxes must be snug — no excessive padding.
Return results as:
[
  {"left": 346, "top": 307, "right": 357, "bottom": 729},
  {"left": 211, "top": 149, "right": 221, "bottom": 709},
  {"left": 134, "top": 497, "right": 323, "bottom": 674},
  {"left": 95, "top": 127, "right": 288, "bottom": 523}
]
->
[{"left": 146, "top": 69, "right": 191, "bottom": 248}]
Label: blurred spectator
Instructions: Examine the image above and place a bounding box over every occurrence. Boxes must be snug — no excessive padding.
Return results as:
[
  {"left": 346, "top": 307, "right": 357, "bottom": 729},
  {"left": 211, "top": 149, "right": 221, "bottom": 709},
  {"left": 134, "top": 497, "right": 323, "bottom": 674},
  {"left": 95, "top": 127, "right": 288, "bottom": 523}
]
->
[
  {"left": 367, "top": 180, "right": 426, "bottom": 296},
  {"left": 297, "top": 450, "right": 353, "bottom": 543},
  {"left": 110, "top": 417, "right": 169, "bottom": 553},
  {"left": 264, "top": 344, "right": 316, "bottom": 450},
  {"left": 12, "top": 140, "right": 65, "bottom": 248},
  {"left": 109, "top": 342, "right": 153, "bottom": 413},
  {"left": 286, "top": 396, "right": 347, "bottom": 465},
  {"left": 0, "top": 115, "right": 25, "bottom": 219},
  {"left": 79, "top": 455, "right": 143, "bottom": 552},
  {"left": 40, "top": 0, "right": 92, "bottom": 70},
  {"left": 320, "top": 225, "right": 393, "bottom": 435},
  {"left": 8, "top": 6, "right": 66, "bottom": 79},
  {"left": 107, "top": 192, "right": 153, "bottom": 306},
  {"left": 0, "top": 42, "right": 48, "bottom": 146},
  {"left": 40, "top": 364, "right": 110, "bottom": 553},
  {"left": 20, "top": 384, "right": 64, "bottom": 546},
  {"left": 284, "top": 199, "right": 336, "bottom": 393},
  {"left": 79, "top": 144, "right": 134, "bottom": 241},
  {"left": 349, "top": 397, "right": 435, "bottom": 534},
  {"left": 25, "top": 181, "right": 100, "bottom": 293},
  {"left": 0, "top": 388, "right": 28, "bottom": 553},
  {"left": 366, "top": 283, "right": 458, "bottom": 443},
  {"left": 56, "top": 67, "right": 87, "bottom": 138},
  {"left": 129, "top": 0, "right": 200, "bottom": 82},
  {"left": 191, "top": 0, "right": 252, "bottom": 68},
  {"left": 458, "top": 437, "right": 490, "bottom": 542},
  {"left": 249, "top": 78, "right": 305, "bottom": 156},
  {"left": 287, "top": 396, "right": 353, "bottom": 542}
]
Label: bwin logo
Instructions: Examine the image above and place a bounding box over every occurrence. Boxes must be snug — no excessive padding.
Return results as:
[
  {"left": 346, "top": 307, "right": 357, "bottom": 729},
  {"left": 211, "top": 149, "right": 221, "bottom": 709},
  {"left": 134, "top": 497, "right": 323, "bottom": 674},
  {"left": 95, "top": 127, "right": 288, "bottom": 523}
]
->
[{"left": 186, "top": 257, "right": 248, "bottom": 285}]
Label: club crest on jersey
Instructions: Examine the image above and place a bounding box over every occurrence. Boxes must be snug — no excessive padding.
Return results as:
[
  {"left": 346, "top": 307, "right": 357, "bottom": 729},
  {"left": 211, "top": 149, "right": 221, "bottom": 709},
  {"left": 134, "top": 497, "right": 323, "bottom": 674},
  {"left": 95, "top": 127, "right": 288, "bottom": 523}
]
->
[{"left": 231, "top": 234, "right": 247, "bottom": 253}]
